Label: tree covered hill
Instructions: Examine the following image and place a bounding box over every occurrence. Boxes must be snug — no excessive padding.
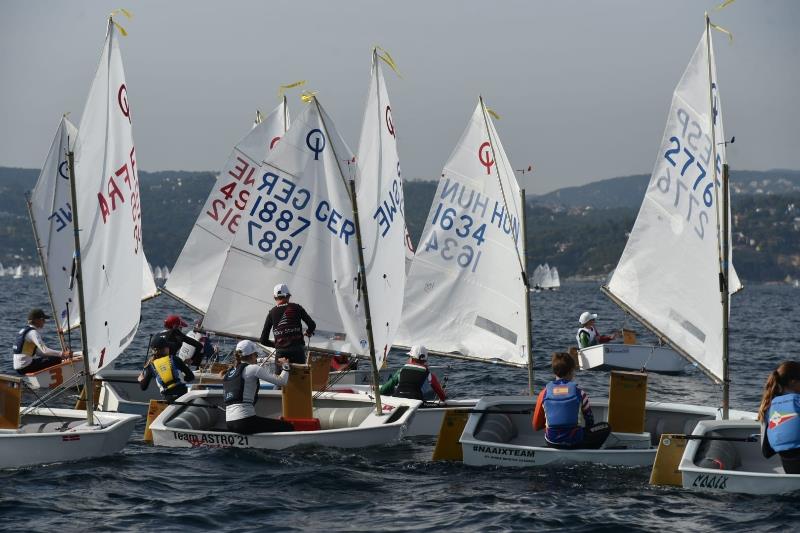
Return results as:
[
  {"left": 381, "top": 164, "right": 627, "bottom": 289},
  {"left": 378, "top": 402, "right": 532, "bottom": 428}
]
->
[{"left": 2, "top": 166, "right": 799, "bottom": 282}]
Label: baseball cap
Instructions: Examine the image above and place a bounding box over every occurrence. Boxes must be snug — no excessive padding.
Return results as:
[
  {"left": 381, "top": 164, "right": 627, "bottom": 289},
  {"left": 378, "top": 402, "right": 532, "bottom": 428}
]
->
[
  {"left": 579, "top": 312, "right": 598, "bottom": 325},
  {"left": 235, "top": 340, "right": 258, "bottom": 356},
  {"left": 409, "top": 345, "right": 428, "bottom": 360},
  {"left": 164, "top": 314, "right": 188, "bottom": 328},
  {"left": 273, "top": 283, "right": 290, "bottom": 298},
  {"left": 28, "top": 308, "right": 50, "bottom": 321}
]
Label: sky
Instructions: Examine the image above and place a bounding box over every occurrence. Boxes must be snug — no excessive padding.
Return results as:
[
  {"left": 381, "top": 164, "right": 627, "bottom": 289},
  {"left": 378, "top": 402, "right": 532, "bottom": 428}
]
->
[{"left": 1, "top": 0, "right": 798, "bottom": 194}]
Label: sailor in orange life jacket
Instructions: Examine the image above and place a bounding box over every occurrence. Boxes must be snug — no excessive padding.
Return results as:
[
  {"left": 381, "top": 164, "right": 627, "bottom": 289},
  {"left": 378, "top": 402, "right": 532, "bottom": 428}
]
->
[
  {"left": 138, "top": 335, "right": 195, "bottom": 404},
  {"left": 576, "top": 311, "right": 617, "bottom": 349},
  {"left": 759, "top": 360, "right": 800, "bottom": 474},
  {"left": 533, "top": 352, "right": 611, "bottom": 449},
  {"left": 379, "top": 345, "right": 446, "bottom": 402},
  {"left": 12, "top": 308, "right": 72, "bottom": 374}
]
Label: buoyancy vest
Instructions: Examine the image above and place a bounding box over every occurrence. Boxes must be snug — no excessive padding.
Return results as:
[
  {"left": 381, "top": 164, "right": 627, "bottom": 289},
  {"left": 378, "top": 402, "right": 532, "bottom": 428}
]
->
[
  {"left": 575, "top": 327, "right": 597, "bottom": 348},
  {"left": 395, "top": 364, "right": 429, "bottom": 400},
  {"left": 223, "top": 363, "right": 259, "bottom": 406},
  {"left": 152, "top": 355, "right": 180, "bottom": 392},
  {"left": 766, "top": 393, "right": 800, "bottom": 452},
  {"left": 543, "top": 380, "right": 582, "bottom": 429},
  {"left": 13, "top": 325, "right": 38, "bottom": 357}
]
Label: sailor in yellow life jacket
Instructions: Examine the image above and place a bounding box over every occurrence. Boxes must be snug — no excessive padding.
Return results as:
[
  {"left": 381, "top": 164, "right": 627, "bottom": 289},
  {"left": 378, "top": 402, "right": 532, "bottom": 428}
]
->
[{"left": 138, "top": 335, "right": 195, "bottom": 403}]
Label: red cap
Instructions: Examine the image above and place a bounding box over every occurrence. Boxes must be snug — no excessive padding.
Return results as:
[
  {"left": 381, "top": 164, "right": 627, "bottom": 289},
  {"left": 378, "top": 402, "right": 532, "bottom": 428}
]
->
[{"left": 164, "top": 315, "right": 187, "bottom": 328}]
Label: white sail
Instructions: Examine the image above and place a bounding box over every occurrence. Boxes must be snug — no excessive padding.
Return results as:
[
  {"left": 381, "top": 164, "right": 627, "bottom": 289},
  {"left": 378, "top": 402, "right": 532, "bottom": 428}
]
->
[
  {"left": 73, "top": 20, "right": 143, "bottom": 373},
  {"left": 29, "top": 117, "right": 78, "bottom": 329},
  {"left": 354, "top": 50, "right": 407, "bottom": 367},
  {"left": 605, "top": 28, "right": 735, "bottom": 382},
  {"left": 550, "top": 267, "right": 561, "bottom": 288},
  {"left": 396, "top": 99, "right": 528, "bottom": 365},
  {"left": 165, "top": 99, "right": 290, "bottom": 313},
  {"left": 203, "top": 98, "right": 369, "bottom": 354}
]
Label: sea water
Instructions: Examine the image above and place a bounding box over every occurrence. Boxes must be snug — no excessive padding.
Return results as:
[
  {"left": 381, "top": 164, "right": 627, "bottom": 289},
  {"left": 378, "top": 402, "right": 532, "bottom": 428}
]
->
[{"left": 0, "top": 277, "right": 798, "bottom": 531}]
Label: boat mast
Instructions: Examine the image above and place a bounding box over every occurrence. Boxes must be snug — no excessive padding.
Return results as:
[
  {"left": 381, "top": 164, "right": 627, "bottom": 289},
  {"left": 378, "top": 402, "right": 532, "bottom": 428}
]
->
[
  {"left": 24, "top": 192, "right": 66, "bottom": 351},
  {"left": 66, "top": 149, "right": 94, "bottom": 425},
  {"left": 312, "top": 96, "right": 383, "bottom": 415},
  {"left": 520, "top": 188, "right": 534, "bottom": 394},
  {"left": 705, "top": 13, "right": 729, "bottom": 419},
  {"left": 478, "top": 96, "right": 533, "bottom": 390}
]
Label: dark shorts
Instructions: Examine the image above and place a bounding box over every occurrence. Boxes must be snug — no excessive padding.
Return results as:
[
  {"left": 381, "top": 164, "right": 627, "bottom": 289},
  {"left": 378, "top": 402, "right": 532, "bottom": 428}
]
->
[
  {"left": 16, "top": 355, "right": 63, "bottom": 375},
  {"left": 226, "top": 416, "right": 293, "bottom": 434},
  {"left": 275, "top": 346, "right": 306, "bottom": 372},
  {"left": 546, "top": 422, "right": 612, "bottom": 450}
]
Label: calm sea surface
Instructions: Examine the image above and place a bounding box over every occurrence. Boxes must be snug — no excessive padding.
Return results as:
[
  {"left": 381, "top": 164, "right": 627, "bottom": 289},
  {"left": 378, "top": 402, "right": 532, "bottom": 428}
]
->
[{"left": 0, "top": 277, "right": 798, "bottom": 532}]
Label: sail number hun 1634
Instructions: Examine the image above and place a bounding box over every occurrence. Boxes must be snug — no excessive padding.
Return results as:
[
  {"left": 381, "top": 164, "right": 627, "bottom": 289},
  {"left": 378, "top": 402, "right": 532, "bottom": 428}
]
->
[{"left": 422, "top": 202, "right": 485, "bottom": 272}]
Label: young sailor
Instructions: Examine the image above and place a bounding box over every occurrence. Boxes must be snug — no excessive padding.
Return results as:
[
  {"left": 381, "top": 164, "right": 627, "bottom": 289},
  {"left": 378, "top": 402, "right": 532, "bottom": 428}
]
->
[
  {"left": 576, "top": 311, "right": 617, "bottom": 349},
  {"left": 533, "top": 352, "right": 611, "bottom": 449},
  {"left": 153, "top": 314, "right": 205, "bottom": 369},
  {"left": 379, "top": 345, "right": 446, "bottom": 402},
  {"left": 221, "top": 340, "right": 294, "bottom": 434},
  {"left": 138, "top": 336, "right": 195, "bottom": 404},
  {"left": 12, "top": 308, "right": 72, "bottom": 374},
  {"left": 759, "top": 360, "right": 800, "bottom": 474},
  {"left": 259, "top": 283, "right": 316, "bottom": 371}
]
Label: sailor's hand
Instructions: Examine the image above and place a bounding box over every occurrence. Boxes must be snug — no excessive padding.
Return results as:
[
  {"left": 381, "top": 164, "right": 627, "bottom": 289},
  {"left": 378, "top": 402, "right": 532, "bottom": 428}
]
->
[
  {"left": 137, "top": 372, "right": 145, "bottom": 383},
  {"left": 304, "top": 329, "right": 313, "bottom": 337},
  {"left": 277, "top": 357, "right": 289, "bottom": 366}
]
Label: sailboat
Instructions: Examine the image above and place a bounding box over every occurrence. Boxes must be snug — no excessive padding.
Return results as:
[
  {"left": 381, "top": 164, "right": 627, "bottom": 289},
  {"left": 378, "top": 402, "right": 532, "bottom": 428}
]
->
[
  {"left": 668, "top": 17, "right": 799, "bottom": 495},
  {"left": 149, "top": 94, "right": 419, "bottom": 450},
  {"left": 23, "top": 115, "right": 159, "bottom": 390},
  {"left": 13, "top": 266, "right": 23, "bottom": 279},
  {"left": 394, "top": 97, "right": 533, "bottom": 436},
  {"left": 460, "top": 18, "right": 756, "bottom": 469},
  {"left": 97, "top": 97, "right": 293, "bottom": 414},
  {"left": 0, "top": 17, "right": 141, "bottom": 468}
]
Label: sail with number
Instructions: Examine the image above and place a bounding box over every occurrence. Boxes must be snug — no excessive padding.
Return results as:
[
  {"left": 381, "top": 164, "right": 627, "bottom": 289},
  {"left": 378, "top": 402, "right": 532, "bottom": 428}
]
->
[
  {"left": 395, "top": 98, "right": 528, "bottom": 366},
  {"left": 203, "top": 97, "right": 369, "bottom": 355},
  {"left": 604, "top": 26, "right": 738, "bottom": 382},
  {"left": 29, "top": 117, "right": 159, "bottom": 334},
  {"left": 72, "top": 19, "right": 143, "bottom": 372},
  {"left": 165, "top": 99, "right": 290, "bottom": 314},
  {"left": 354, "top": 49, "right": 407, "bottom": 367}
]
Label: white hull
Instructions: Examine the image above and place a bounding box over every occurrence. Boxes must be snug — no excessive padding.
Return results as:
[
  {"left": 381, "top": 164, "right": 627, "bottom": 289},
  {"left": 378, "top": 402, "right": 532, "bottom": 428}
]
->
[
  {"left": 22, "top": 357, "right": 84, "bottom": 389},
  {"left": 461, "top": 396, "right": 755, "bottom": 468},
  {"left": 578, "top": 344, "right": 686, "bottom": 374},
  {"left": 98, "top": 367, "right": 397, "bottom": 416},
  {"left": 679, "top": 419, "right": 800, "bottom": 495},
  {"left": 149, "top": 389, "right": 420, "bottom": 450},
  {"left": 0, "top": 408, "right": 139, "bottom": 469}
]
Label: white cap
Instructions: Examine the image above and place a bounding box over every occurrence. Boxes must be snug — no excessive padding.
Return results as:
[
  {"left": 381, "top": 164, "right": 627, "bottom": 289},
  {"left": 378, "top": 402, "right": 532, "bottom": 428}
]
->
[
  {"left": 235, "top": 340, "right": 258, "bottom": 356},
  {"left": 579, "top": 312, "right": 598, "bottom": 325},
  {"left": 409, "top": 345, "right": 428, "bottom": 360},
  {"left": 273, "top": 283, "right": 290, "bottom": 298}
]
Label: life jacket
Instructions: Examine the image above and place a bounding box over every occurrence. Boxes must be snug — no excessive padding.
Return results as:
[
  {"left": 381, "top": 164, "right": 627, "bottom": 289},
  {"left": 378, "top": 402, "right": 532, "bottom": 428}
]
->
[
  {"left": 766, "top": 393, "right": 800, "bottom": 452},
  {"left": 13, "top": 325, "right": 38, "bottom": 357},
  {"left": 178, "top": 330, "right": 204, "bottom": 362},
  {"left": 223, "top": 363, "right": 259, "bottom": 406},
  {"left": 543, "top": 380, "right": 583, "bottom": 429},
  {"left": 394, "top": 363, "right": 428, "bottom": 400},
  {"left": 576, "top": 326, "right": 597, "bottom": 348},
  {"left": 152, "top": 355, "right": 181, "bottom": 392}
]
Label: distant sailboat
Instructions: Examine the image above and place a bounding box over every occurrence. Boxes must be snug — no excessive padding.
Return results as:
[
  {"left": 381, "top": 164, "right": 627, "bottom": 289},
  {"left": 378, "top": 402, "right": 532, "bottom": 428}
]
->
[{"left": 13, "top": 266, "right": 23, "bottom": 279}]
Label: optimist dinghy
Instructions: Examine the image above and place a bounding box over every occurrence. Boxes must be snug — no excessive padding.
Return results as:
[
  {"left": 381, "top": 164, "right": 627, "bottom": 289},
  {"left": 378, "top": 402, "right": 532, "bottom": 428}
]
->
[
  {"left": 148, "top": 389, "right": 419, "bottom": 450},
  {"left": 1, "top": 17, "right": 147, "bottom": 468},
  {"left": 460, "top": 396, "right": 754, "bottom": 468},
  {"left": 678, "top": 419, "right": 800, "bottom": 495},
  {"left": 577, "top": 344, "right": 686, "bottom": 375}
]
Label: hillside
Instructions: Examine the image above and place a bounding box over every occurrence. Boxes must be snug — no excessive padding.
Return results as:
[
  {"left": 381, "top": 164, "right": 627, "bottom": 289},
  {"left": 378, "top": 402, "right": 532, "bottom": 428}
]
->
[{"left": 2, "top": 167, "right": 800, "bottom": 282}]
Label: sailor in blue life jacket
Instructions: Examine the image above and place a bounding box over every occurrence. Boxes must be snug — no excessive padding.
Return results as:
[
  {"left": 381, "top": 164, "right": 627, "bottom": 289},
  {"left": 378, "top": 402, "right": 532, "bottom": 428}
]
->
[
  {"left": 12, "top": 308, "right": 72, "bottom": 375},
  {"left": 138, "top": 335, "right": 195, "bottom": 404},
  {"left": 379, "top": 345, "right": 446, "bottom": 402},
  {"left": 759, "top": 360, "right": 800, "bottom": 474},
  {"left": 576, "top": 311, "right": 617, "bottom": 349},
  {"left": 532, "top": 352, "right": 611, "bottom": 449},
  {"left": 220, "top": 340, "right": 294, "bottom": 434}
]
